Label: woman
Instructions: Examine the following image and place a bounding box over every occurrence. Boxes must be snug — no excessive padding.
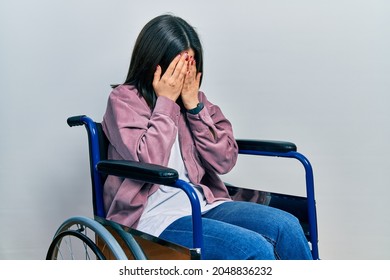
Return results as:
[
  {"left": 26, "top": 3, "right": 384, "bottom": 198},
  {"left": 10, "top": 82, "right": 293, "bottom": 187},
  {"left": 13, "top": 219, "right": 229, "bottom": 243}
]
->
[{"left": 102, "top": 14, "right": 312, "bottom": 260}]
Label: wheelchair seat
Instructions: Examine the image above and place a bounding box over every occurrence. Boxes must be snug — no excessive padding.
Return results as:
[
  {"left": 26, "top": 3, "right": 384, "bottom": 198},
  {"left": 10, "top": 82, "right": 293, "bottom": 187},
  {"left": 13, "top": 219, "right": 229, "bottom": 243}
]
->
[{"left": 46, "top": 115, "right": 319, "bottom": 260}]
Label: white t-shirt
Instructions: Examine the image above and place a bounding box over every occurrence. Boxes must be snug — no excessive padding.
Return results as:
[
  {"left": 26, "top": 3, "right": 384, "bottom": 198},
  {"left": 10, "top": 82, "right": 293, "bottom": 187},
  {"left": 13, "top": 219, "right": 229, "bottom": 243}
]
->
[{"left": 136, "top": 133, "right": 225, "bottom": 237}]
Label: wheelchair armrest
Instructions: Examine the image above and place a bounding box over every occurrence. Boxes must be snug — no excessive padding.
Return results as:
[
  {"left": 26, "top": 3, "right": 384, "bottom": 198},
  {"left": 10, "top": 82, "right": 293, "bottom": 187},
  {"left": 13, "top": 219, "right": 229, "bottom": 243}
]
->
[
  {"left": 97, "top": 160, "right": 178, "bottom": 185},
  {"left": 236, "top": 139, "right": 297, "bottom": 153}
]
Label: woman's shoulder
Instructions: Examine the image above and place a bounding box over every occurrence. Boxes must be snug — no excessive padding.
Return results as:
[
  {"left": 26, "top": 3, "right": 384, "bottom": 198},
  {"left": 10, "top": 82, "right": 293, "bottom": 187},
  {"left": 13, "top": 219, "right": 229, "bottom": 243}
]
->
[
  {"left": 110, "top": 84, "right": 137, "bottom": 98},
  {"left": 106, "top": 84, "right": 151, "bottom": 115},
  {"left": 109, "top": 84, "right": 145, "bottom": 103}
]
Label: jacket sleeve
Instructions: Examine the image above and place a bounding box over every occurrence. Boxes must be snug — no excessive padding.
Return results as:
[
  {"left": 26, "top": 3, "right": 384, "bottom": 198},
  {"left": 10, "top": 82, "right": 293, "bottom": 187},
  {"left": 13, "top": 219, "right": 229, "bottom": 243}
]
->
[
  {"left": 102, "top": 86, "right": 180, "bottom": 166},
  {"left": 186, "top": 92, "right": 238, "bottom": 175}
]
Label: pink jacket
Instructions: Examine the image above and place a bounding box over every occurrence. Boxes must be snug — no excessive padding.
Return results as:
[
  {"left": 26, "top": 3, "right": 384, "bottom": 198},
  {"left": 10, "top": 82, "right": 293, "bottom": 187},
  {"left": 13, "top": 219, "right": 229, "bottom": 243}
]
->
[{"left": 102, "top": 85, "right": 238, "bottom": 228}]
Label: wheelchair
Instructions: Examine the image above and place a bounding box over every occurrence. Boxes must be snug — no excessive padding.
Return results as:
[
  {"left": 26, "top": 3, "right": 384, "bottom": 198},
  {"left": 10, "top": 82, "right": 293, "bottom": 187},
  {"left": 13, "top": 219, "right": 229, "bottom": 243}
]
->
[{"left": 46, "top": 115, "right": 320, "bottom": 260}]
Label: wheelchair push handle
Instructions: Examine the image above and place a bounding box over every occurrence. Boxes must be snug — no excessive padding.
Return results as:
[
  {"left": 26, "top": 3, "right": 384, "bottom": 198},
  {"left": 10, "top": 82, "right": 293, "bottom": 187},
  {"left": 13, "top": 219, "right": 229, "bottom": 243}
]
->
[{"left": 67, "top": 115, "right": 88, "bottom": 127}]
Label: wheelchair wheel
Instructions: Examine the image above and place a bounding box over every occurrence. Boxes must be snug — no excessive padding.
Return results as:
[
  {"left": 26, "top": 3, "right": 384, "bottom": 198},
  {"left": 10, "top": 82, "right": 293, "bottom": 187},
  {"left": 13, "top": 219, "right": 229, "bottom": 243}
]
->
[{"left": 46, "top": 216, "right": 128, "bottom": 260}]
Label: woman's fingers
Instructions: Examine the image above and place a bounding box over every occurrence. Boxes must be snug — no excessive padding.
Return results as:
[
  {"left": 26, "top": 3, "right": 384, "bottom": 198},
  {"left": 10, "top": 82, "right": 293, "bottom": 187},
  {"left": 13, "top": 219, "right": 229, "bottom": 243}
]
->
[
  {"left": 184, "top": 58, "right": 200, "bottom": 85},
  {"left": 163, "top": 53, "right": 189, "bottom": 92},
  {"left": 159, "top": 52, "right": 189, "bottom": 86},
  {"left": 165, "top": 53, "right": 182, "bottom": 77},
  {"left": 152, "top": 53, "right": 189, "bottom": 101},
  {"left": 181, "top": 58, "right": 201, "bottom": 109},
  {"left": 153, "top": 52, "right": 196, "bottom": 102}
]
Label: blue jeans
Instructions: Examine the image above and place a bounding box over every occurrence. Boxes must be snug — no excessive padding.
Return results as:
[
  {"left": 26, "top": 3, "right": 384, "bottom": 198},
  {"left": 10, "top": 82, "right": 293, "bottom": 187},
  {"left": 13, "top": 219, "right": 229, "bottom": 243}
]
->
[{"left": 159, "top": 201, "right": 313, "bottom": 260}]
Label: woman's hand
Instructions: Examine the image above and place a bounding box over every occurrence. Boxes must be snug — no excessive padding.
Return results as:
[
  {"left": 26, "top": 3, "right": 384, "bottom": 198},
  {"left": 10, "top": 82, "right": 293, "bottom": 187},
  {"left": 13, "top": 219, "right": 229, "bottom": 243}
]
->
[
  {"left": 152, "top": 53, "right": 189, "bottom": 102},
  {"left": 181, "top": 57, "right": 202, "bottom": 110}
]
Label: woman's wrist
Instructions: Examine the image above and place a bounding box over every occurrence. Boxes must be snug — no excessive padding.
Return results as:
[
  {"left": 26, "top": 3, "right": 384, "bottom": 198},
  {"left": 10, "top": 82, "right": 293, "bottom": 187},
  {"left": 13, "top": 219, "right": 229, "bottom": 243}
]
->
[{"left": 183, "top": 98, "right": 199, "bottom": 110}]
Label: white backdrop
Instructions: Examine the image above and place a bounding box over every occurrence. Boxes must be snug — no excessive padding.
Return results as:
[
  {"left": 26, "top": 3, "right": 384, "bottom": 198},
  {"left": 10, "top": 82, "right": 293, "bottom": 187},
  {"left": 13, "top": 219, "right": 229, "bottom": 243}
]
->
[{"left": 1, "top": 0, "right": 389, "bottom": 259}]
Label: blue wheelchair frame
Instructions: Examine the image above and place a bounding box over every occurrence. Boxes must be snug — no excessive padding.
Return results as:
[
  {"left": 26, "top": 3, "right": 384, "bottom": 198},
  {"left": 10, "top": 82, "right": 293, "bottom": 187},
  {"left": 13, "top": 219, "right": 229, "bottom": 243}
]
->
[{"left": 67, "top": 115, "right": 319, "bottom": 260}]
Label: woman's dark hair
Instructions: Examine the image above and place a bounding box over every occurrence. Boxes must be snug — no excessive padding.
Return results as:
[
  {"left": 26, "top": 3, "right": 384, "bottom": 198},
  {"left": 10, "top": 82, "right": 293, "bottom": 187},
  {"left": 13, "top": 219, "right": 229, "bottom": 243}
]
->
[{"left": 124, "top": 14, "right": 204, "bottom": 108}]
